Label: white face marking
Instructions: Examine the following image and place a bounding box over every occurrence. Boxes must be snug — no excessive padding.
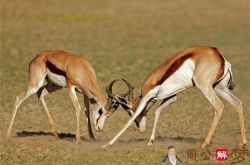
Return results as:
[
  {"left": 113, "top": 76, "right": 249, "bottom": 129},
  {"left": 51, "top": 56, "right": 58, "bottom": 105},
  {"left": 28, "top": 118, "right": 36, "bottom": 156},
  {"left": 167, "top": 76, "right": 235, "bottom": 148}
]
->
[
  {"left": 93, "top": 107, "right": 107, "bottom": 131},
  {"left": 139, "top": 116, "right": 147, "bottom": 132},
  {"left": 47, "top": 70, "right": 67, "bottom": 87},
  {"left": 156, "top": 59, "right": 195, "bottom": 99},
  {"left": 93, "top": 108, "right": 100, "bottom": 130},
  {"left": 97, "top": 113, "right": 106, "bottom": 130}
]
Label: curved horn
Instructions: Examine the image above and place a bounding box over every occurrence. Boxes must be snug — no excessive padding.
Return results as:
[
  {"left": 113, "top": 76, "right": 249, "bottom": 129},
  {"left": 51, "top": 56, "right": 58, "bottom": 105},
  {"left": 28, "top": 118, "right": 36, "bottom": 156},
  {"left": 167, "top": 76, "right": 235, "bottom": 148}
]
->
[
  {"left": 120, "top": 91, "right": 129, "bottom": 98},
  {"left": 122, "top": 79, "right": 134, "bottom": 101},
  {"left": 106, "top": 79, "right": 120, "bottom": 98},
  {"left": 120, "top": 92, "right": 129, "bottom": 98}
]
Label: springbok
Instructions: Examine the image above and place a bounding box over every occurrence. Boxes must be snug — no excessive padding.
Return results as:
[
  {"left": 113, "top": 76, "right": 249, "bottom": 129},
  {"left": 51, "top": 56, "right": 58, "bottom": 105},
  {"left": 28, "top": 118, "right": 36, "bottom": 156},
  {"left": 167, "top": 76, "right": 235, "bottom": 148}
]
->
[
  {"left": 101, "top": 46, "right": 247, "bottom": 148},
  {"left": 6, "top": 50, "right": 116, "bottom": 143}
]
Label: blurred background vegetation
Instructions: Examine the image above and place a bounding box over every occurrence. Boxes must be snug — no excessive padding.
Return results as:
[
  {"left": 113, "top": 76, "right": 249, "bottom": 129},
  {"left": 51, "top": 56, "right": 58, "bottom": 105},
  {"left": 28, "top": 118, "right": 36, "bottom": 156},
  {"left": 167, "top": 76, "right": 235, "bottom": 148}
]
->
[{"left": 1, "top": 0, "right": 250, "bottom": 164}]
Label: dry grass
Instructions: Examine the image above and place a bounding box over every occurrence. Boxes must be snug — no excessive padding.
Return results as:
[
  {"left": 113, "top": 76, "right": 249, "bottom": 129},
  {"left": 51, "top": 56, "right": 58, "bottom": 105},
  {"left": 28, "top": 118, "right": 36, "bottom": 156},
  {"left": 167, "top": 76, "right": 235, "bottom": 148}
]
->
[{"left": 1, "top": 0, "right": 250, "bottom": 164}]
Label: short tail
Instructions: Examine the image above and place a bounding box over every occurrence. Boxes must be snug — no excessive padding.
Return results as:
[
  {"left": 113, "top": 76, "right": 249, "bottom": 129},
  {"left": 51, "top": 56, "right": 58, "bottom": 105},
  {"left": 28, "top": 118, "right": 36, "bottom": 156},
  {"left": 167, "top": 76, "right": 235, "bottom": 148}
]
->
[
  {"left": 228, "top": 78, "right": 235, "bottom": 90},
  {"left": 228, "top": 68, "right": 235, "bottom": 90}
]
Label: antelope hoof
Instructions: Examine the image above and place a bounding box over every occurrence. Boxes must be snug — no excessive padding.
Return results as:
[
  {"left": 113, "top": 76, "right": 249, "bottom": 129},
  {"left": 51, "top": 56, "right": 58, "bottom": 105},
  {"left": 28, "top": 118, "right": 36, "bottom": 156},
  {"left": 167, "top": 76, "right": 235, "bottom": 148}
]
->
[
  {"left": 101, "top": 143, "right": 112, "bottom": 149},
  {"left": 89, "top": 135, "right": 96, "bottom": 141},
  {"left": 52, "top": 132, "right": 59, "bottom": 138},
  {"left": 147, "top": 140, "right": 154, "bottom": 146},
  {"left": 133, "top": 124, "right": 138, "bottom": 131},
  {"left": 50, "top": 125, "right": 58, "bottom": 138},
  {"left": 51, "top": 126, "right": 56, "bottom": 132},
  {"left": 75, "top": 140, "right": 82, "bottom": 145},
  {"left": 201, "top": 142, "right": 209, "bottom": 148},
  {"left": 238, "top": 141, "right": 247, "bottom": 147},
  {"left": 139, "top": 128, "right": 145, "bottom": 133},
  {"left": 75, "top": 136, "right": 82, "bottom": 144}
]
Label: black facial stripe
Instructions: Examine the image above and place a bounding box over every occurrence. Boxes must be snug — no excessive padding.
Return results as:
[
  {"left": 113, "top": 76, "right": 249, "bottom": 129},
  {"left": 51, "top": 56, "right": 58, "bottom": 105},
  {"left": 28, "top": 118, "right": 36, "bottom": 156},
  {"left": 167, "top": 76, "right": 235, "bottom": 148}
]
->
[{"left": 98, "top": 108, "right": 103, "bottom": 115}]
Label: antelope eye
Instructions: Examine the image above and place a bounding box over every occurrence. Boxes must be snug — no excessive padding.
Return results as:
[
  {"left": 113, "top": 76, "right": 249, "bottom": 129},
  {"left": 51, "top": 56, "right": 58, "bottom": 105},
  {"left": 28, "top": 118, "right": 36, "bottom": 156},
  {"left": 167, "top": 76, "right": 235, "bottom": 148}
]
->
[{"left": 98, "top": 108, "right": 103, "bottom": 115}]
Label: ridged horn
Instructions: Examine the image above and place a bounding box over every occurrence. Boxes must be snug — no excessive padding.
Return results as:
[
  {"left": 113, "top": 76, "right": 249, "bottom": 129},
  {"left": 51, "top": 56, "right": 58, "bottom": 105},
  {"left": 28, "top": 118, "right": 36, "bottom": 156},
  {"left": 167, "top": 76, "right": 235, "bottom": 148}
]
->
[{"left": 122, "top": 79, "right": 134, "bottom": 101}]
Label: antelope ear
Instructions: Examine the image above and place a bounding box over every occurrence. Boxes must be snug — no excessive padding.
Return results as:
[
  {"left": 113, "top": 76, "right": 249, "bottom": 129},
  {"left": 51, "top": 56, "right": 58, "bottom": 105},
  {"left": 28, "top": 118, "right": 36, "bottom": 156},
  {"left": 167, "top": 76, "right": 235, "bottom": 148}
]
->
[{"left": 115, "top": 96, "right": 132, "bottom": 109}]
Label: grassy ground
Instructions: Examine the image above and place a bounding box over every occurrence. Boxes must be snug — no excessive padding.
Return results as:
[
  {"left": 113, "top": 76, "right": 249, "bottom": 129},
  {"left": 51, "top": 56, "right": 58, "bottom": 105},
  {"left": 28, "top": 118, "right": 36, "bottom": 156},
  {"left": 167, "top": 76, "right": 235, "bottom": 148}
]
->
[{"left": 1, "top": 0, "right": 250, "bottom": 164}]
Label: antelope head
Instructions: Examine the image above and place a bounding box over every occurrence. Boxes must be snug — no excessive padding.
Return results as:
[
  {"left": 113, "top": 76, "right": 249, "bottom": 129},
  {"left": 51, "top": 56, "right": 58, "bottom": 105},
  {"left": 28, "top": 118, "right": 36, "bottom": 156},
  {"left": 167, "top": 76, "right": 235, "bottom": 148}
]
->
[
  {"left": 105, "top": 79, "right": 134, "bottom": 114},
  {"left": 98, "top": 79, "right": 145, "bottom": 131}
]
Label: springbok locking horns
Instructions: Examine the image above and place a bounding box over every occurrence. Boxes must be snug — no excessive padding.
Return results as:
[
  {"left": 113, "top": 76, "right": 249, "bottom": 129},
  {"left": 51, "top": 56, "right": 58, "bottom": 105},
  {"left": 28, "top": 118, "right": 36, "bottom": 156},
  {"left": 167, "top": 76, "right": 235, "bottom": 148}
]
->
[
  {"left": 6, "top": 50, "right": 117, "bottom": 143},
  {"left": 101, "top": 46, "right": 247, "bottom": 148}
]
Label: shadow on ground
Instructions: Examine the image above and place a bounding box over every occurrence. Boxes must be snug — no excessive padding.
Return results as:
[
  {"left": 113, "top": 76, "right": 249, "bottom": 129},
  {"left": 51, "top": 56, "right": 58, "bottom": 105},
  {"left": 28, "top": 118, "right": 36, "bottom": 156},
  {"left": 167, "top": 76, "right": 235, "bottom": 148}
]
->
[
  {"left": 16, "top": 131, "right": 88, "bottom": 141},
  {"left": 16, "top": 130, "right": 204, "bottom": 145}
]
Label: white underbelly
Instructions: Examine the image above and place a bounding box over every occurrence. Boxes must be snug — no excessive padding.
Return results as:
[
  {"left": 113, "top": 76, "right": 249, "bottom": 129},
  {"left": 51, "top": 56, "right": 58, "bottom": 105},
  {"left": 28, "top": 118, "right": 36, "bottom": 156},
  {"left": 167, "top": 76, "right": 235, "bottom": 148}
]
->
[
  {"left": 156, "top": 59, "right": 195, "bottom": 99},
  {"left": 47, "top": 70, "right": 67, "bottom": 87}
]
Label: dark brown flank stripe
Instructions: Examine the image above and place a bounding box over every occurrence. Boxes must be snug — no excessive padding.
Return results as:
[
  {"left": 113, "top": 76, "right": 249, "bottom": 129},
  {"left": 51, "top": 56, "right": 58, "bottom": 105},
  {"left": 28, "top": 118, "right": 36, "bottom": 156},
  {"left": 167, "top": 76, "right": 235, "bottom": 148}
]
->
[
  {"left": 156, "top": 53, "right": 194, "bottom": 86},
  {"left": 46, "top": 61, "right": 66, "bottom": 77}
]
